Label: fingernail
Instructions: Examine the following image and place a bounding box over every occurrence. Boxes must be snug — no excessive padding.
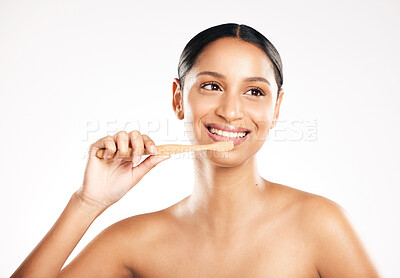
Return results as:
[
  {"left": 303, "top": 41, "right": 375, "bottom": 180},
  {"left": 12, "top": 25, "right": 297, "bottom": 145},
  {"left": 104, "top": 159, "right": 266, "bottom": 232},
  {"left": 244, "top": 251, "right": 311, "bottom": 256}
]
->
[
  {"left": 134, "top": 155, "right": 141, "bottom": 165},
  {"left": 149, "top": 145, "right": 156, "bottom": 154}
]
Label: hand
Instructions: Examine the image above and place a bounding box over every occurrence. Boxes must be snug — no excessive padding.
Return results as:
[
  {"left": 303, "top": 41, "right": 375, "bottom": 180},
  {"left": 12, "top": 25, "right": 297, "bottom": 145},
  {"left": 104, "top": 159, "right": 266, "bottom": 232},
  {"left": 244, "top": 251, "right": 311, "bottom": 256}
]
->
[{"left": 76, "top": 130, "right": 170, "bottom": 210}]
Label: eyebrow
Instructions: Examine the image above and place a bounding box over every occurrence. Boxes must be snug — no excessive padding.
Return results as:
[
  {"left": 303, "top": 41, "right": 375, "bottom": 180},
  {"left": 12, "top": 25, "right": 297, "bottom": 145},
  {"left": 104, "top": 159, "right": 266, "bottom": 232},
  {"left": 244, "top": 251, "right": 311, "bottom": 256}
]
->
[{"left": 196, "top": 71, "right": 271, "bottom": 86}]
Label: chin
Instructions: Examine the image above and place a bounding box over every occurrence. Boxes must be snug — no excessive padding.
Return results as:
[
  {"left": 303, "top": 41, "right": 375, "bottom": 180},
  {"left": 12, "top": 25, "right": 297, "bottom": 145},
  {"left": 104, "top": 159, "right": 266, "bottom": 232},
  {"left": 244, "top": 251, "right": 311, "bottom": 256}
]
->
[{"left": 194, "top": 146, "right": 260, "bottom": 168}]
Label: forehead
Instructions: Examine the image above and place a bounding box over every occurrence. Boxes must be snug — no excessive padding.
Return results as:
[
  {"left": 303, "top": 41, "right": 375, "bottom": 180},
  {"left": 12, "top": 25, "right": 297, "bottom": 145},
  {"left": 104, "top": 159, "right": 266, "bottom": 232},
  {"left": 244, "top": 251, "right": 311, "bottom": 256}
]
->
[{"left": 192, "top": 37, "right": 275, "bottom": 81}]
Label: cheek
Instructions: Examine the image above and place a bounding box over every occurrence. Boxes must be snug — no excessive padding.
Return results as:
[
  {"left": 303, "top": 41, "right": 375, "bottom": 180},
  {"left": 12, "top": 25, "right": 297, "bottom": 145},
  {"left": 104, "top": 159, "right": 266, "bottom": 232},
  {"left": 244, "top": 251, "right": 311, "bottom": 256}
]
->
[
  {"left": 248, "top": 102, "right": 275, "bottom": 141},
  {"left": 188, "top": 95, "right": 215, "bottom": 119},
  {"left": 185, "top": 92, "right": 216, "bottom": 143}
]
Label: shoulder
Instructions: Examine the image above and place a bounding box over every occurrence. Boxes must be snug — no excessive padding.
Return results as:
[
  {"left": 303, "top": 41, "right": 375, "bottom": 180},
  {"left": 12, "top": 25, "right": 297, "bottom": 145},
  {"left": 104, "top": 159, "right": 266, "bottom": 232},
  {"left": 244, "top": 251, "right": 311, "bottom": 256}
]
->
[
  {"left": 269, "top": 182, "right": 362, "bottom": 249},
  {"left": 269, "top": 182, "right": 380, "bottom": 277},
  {"left": 60, "top": 208, "right": 174, "bottom": 276},
  {"left": 106, "top": 207, "right": 175, "bottom": 248},
  {"left": 268, "top": 181, "right": 348, "bottom": 221},
  {"left": 105, "top": 207, "right": 178, "bottom": 266},
  {"left": 268, "top": 181, "right": 343, "bottom": 220}
]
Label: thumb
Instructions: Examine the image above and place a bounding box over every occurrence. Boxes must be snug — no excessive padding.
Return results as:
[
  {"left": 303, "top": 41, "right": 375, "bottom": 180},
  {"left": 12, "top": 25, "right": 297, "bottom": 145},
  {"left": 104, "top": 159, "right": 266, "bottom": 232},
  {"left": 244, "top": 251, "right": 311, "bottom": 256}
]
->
[{"left": 132, "top": 154, "right": 171, "bottom": 177}]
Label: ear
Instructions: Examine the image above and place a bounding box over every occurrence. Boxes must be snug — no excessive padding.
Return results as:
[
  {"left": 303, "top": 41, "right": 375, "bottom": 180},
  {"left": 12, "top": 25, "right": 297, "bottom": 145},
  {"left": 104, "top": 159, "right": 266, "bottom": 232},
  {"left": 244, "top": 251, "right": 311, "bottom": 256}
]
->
[
  {"left": 172, "top": 78, "right": 184, "bottom": 120},
  {"left": 270, "top": 88, "right": 284, "bottom": 129}
]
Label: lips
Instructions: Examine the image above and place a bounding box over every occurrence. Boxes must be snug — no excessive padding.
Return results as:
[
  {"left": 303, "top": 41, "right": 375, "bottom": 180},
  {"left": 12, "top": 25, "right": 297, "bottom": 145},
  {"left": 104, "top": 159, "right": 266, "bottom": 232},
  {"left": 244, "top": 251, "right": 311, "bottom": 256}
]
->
[
  {"left": 205, "top": 123, "right": 251, "bottom": 147},
  {"left": 206, "top": 123, "right": 250, "bottom": 133}
]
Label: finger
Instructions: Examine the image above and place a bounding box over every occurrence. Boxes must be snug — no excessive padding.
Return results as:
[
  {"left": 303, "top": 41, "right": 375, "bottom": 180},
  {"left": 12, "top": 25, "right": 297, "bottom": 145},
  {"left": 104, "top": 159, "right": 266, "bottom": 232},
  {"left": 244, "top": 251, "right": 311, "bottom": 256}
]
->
[
  {"left": 128, "top": 130, "right": 144, "bottom": 166},
  {"left": 90, "top": 135, "right": 116, "bottom": 160},
  {"left": 142, "top": 134, "right": 157, "bottom": 154},
  {"left": 103, "top": 135, "right": 117, "bottom": 160},
  {"left": 114, "top": 131, "right": 130, "bottom": 163},
  {"left": 132, "top": 154, "right": 171, "bottom": 182}
]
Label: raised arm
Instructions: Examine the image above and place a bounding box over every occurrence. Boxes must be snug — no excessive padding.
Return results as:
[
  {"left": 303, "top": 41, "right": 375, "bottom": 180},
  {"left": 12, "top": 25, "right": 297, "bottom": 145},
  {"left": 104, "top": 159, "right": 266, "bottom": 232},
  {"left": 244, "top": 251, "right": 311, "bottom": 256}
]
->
[
  {"left": 11, "top": 130, "right": 170, "bottom": 277},
  {"left": 11, "top": 192, "right": 105, "bottom": 277}
]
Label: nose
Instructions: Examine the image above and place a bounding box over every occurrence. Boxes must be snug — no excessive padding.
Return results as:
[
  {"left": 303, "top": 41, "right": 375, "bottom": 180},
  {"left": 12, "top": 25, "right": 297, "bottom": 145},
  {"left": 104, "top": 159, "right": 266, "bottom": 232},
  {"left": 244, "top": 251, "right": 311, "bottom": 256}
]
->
[{"left": 215, "top": 91, "right": 244, "bottom": 122}]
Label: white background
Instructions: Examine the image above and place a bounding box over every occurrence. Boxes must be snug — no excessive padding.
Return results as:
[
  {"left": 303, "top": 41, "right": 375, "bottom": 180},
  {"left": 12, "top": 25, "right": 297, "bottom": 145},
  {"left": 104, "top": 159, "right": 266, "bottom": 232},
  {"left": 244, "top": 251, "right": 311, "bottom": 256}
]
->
[{"left": 1, "top": 0, "right": 399, "bottom": 277}]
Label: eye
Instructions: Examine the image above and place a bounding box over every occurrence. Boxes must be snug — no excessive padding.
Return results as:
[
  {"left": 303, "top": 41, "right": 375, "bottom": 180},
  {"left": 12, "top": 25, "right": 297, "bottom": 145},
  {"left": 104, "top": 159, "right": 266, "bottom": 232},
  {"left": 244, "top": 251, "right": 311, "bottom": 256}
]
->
[
  {"left": 200, "top": 82, "right": 221, "bottom": 91},
  {"left": 245, "top": 87, "right": 266, "bottom": 97}
]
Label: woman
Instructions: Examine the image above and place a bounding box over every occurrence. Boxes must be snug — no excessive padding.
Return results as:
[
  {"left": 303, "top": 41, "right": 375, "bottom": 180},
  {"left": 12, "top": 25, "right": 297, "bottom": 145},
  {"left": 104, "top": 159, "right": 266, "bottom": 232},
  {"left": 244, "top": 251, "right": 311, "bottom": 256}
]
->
[{"left": 12, "top": 23, "right": 380, "bottom": 277}]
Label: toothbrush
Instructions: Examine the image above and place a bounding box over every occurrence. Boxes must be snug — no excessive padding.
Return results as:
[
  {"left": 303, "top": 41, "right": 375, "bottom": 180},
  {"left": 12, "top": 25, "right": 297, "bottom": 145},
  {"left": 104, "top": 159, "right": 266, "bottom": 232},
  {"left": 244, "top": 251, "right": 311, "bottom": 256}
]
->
[{"left": 95, "top": 141, "right": 234, "bottom": 159}]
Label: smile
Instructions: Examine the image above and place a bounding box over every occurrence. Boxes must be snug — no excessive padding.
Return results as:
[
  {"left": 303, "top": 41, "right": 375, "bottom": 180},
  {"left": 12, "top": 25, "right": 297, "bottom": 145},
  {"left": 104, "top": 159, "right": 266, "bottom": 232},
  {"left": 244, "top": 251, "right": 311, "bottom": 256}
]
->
[
  {"left": 209, "top": 128, "right": 247, "bottom": 138},
  {"left": 205, "top": 124, "right": 250, "bottom": 147}
]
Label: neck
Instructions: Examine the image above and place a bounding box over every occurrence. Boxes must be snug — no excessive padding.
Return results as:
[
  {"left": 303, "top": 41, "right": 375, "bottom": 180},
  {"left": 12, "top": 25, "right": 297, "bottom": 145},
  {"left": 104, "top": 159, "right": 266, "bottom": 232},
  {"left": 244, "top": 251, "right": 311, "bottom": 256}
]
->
[{"left": 186, "top": 152, "right": 269, "bottom": 236}]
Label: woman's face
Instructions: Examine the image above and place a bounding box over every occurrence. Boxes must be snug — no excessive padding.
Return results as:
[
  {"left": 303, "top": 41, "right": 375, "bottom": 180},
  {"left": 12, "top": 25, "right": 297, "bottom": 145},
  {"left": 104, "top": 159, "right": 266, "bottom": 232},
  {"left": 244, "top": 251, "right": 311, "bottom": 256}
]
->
[{"left": 173, "top": 37, "right": 284, "bottom": 167}]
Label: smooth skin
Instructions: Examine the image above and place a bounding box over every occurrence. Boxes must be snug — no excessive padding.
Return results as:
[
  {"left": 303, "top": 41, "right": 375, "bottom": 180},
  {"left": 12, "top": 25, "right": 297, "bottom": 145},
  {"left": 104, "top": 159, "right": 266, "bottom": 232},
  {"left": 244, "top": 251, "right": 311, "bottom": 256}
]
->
[{"left": 11, "top": 37, "right": 380, "bottom": 278}]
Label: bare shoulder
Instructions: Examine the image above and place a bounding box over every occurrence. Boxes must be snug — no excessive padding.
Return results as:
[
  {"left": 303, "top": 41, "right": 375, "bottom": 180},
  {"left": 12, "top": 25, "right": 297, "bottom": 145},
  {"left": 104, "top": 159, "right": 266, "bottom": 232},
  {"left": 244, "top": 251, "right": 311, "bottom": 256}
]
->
[
  {"left": 276, "top": 183, "right": 345, "bottom": 219},
  {"left": 268, "top": 182, "right": 360, "bottom": 246},
  {"left": 59, "top": 208, "right": 175, "bottom": 277},
  {"left": 110, "top": 207, "right": 175, "bottom": 247},
  {"left": 114, "top": 208, "right": 173, "bottom": 234},
  {"left": 268, "top": 182, "right": 381, "bottom": 278},
  {"left": 267, "top": 182, "right": 340, "bottom": 220},
  {"left": 268, "top": 181, "right": 351, "bottom": 222},
  {"left": 109, "top": 206, "right": 180, "bottom": 270}
]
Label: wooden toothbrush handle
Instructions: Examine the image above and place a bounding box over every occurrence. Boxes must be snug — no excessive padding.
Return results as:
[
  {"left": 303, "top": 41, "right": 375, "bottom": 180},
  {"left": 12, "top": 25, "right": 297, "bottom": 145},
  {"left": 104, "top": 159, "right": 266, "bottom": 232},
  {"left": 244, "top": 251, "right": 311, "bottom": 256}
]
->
[{"left": 95, "top": 141, "right": 234, "bottom": 159}]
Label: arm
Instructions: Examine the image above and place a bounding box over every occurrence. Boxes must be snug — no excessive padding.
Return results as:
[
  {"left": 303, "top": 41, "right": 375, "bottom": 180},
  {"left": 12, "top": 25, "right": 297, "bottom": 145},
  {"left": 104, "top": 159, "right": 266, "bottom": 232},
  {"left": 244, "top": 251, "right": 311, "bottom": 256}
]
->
[
  {"left": 11, "top": 192, "right": 105, "bottom": 278},
  {"left": 11, "top": 130, "right": 169, "bottom": 277},
  {"left": 311, "top": 198, "right": 381, "bottom": 277},
  {"left": 58, "top": 207, "right": 134, "bottom": 278}
]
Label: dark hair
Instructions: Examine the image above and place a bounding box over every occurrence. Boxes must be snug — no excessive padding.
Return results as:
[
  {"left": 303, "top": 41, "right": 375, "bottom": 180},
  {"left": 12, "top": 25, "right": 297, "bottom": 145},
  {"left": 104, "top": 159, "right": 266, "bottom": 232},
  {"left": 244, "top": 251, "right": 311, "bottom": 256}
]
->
[{"left": 177, "top": 23, "right": 283, "bottom": 98}]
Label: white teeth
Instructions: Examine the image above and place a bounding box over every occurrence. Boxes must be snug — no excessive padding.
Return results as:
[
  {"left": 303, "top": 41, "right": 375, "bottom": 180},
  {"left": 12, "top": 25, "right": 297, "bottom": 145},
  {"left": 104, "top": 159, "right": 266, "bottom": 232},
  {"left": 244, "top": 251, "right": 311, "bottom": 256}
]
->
[{"left": 209, "top": 127, "right": 247, "bottom": 138}]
